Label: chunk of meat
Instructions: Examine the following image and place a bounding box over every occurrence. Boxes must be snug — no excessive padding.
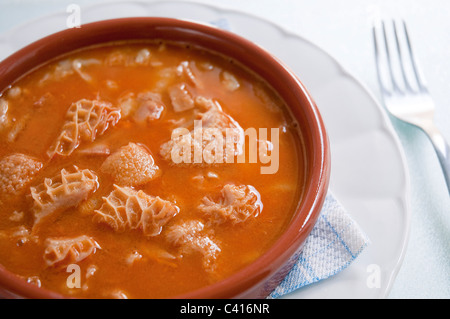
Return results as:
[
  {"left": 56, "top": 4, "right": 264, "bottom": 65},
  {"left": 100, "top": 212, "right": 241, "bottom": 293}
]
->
[
  {"left": 5, "top": 86, "right": 22, "bottom": 99},
  {"left": 128, "top": 244, "right": 177, "bottom": 267},
  {"left": 117, "top": 93, "right": 135, "bottom": 118},
  {"left": 39, "top": 59, "right": 73, "bottom": 84},
  {"left": 135, "top": 48, "right": 151, "bottom": 65},
  {"left": 93, "top": 185, "right": 179, "bottom": 237},
  {"left": 72, "top": 58, "right": 101, "bottom": 83},
  {"left": 105, "top": 51, "right": 128, "bottom": 66},
  {"left": 30, "top": 166, "right": 98, "bottom": 227},
  {"left": 168, "top": 83, "right": 194, "bottom": 112},
  {"left": 198, "top": 184, "right": 263, "bottom": 225},
  {"left": 7, "top": 113, "right": 31, "bottom": 142},
  {"left": 176, "top": 61, "right": 202, "bottom": 88},
  {"left": 100, "top": 142, "right": 160, "bottom": 186},
  {"left": 133, "top": 92, "right": 164, "bottom": 122},
  {"left": 0, "top": 98, "right": 9, "bottom": 130},
  {"left": 160, "top": 97, "right": 244, "bottom": 165},
  {"left": 153, "top": 60, "right": 200, "bottom": 93},
  {"left": 0, "top": 153, "right": 43, "bottom": 197},
  {"left": 220, "top": 71, "right": 240, "bottom": 91},
  {"left": 118, "top": 91, "right": 164, "bottom": 122},
  {"left": 105, "top": 48, "right": 152, "bottom": 67},
  {"left": 160, "top": 126, "right": 238, "bottom": 166},
  {"left": 39, "top": 58, "right": 101, "bottom": 85},
  {"left": 77, "top": 143, "right": 111, "bottom": 156},
  {"left": 47, "top": 99, "right": 121, "bottom": 158},
  {"left": 165, "top": 220, "right": 220, "bottom": 272},
  {"left": 195, "top": 97, "right": 242, "bottom": 131},
  {"left": 165, "top": 220, "right": 203, "bottom": 246},
  {"left": 43, "top": 235, "right": 100, "bottom": 267}
]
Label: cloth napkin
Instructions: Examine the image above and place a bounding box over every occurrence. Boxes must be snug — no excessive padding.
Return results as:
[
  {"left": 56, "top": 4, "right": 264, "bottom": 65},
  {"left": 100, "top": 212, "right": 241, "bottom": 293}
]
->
[
  {"left": 208, "top": 18, "right": 370, "bottom": 298},
  {"left": 268, "top": 191, "right": 370, "bottom": 298}
]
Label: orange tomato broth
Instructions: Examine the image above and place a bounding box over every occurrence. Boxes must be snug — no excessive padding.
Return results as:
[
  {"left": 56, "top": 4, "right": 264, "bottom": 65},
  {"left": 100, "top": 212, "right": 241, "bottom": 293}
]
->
[{"left": 0, "top": 40, "right": 305, "bottom": 298}]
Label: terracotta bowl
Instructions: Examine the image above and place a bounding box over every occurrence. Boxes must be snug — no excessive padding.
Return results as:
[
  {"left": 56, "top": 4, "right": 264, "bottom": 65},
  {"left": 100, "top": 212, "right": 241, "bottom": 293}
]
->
[{"left": 0, "top": 17, "right": 330, "bottom": 299}]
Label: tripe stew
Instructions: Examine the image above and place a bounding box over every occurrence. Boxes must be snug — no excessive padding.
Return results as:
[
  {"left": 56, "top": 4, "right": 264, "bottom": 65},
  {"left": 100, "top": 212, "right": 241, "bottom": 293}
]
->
[{"left": 0, "top": 41, "right": 305, "bottom": 298}]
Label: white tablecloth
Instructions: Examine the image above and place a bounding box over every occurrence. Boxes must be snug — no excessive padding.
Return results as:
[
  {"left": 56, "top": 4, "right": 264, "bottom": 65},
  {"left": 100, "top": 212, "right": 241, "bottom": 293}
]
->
[{"left": 0, "top": 0, "right": 449, "bottom": 299}]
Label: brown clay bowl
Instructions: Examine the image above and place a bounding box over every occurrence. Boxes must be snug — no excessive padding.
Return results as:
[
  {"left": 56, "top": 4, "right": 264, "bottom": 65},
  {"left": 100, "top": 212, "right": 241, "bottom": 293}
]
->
[{"left": 0, "top": 17, "right": 330, "bottom": 299}]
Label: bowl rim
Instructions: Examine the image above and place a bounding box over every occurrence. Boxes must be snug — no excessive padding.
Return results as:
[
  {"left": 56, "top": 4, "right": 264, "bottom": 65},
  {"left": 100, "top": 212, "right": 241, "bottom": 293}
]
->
[{"left": 0, "top": 17, "right": 330, "bottom": 299}]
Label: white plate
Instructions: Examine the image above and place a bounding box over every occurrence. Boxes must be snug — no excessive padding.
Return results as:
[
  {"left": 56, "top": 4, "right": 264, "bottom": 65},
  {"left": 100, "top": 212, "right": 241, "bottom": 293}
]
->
[{"left": 0, "top": 0, "right": 410, "bottom": 299}]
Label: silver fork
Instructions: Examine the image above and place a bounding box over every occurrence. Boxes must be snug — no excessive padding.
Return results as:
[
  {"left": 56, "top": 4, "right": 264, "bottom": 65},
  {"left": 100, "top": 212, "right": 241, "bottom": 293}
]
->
[{"left": 373, "top": 19, "right": 450, "bottom": 194}]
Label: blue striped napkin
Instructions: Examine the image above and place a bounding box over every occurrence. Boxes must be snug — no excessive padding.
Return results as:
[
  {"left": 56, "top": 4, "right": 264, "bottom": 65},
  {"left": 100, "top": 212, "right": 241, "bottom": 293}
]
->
[{"left": 268, "top": 192, "right": 370, "bottom": 298}]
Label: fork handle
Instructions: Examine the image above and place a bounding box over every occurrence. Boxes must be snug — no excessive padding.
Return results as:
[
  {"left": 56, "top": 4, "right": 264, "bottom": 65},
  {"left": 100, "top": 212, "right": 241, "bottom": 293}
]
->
[{"left": 427, "top": 127, "right": 450, "bottom": 194}]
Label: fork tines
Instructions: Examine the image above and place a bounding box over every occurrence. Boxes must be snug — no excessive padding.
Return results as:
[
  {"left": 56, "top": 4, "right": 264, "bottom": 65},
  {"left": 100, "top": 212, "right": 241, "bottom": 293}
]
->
[{"left": 373, "top": 19, "right": 427, "bottom": 95}]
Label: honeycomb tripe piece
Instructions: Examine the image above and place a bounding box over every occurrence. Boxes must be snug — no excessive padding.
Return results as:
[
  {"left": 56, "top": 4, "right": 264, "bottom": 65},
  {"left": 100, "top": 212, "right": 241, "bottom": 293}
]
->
[
  {"left": 30, "top": 166, "right": 99, "bottom": 227},
  {"left": 165, "top": 219, "right": 221, "bottom": 272},
  {"left": 198, "top": 184, "right": 263, "bottom": 225},
  {"left": 159, "top": 97, "right": 244, "bottom": 165},
  {"left": 0, "top": 153, "right": 43, "bottom": 197},
  {"left": 100, "top": 142, "right": 160, "bottom": 186},
  {"left": 47, "top": 99, "right": 121, "bottom": 158},
  {"left": 43, "top": 235, "right": 100, "bottom": 267},
  {"left": 93, "top": 185, "right": 179, "bottom": 237}
]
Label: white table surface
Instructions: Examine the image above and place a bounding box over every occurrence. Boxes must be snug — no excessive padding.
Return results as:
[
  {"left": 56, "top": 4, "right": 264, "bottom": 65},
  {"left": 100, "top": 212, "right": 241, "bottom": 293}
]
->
[{"left": 0, "top": 0, "right": 449, "bottom": 299}]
